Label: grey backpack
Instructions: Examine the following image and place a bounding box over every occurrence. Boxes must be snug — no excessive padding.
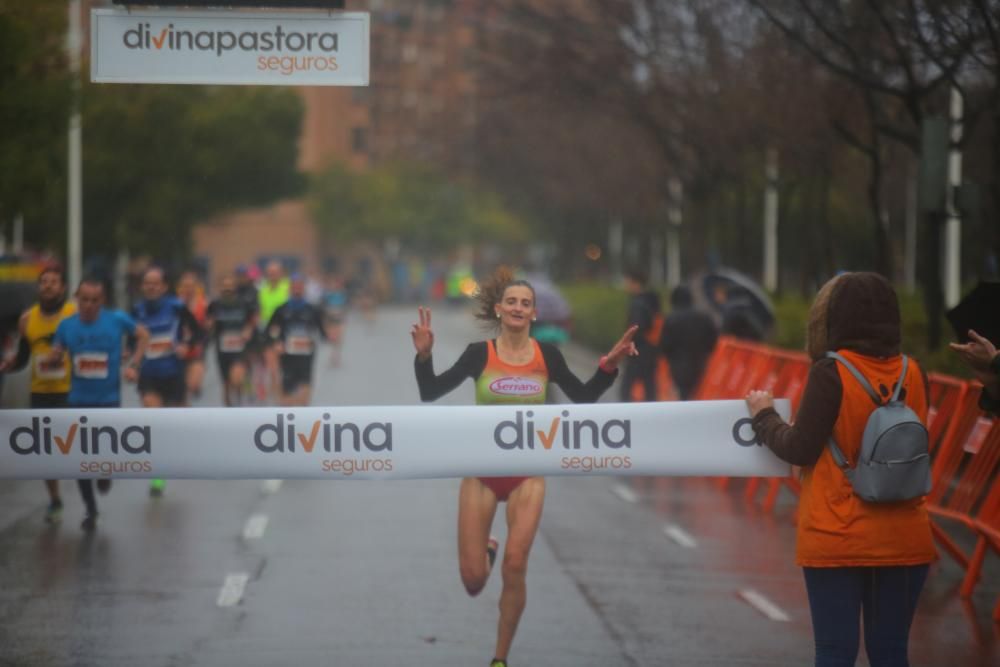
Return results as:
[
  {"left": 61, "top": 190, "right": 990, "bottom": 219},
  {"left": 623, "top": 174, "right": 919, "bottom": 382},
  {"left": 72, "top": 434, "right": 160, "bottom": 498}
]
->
[{"left": 826, "top": 352, "right": 932, "bottom": 503}]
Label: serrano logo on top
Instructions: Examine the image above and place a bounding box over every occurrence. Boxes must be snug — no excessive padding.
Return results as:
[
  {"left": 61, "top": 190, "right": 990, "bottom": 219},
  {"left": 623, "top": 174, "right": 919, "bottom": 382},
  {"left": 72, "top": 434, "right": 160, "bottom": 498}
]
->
[
  {"left": 253, "top": 413, "right": 393, "bottom": 476},
  {"left": 8, "top": 416, "right": 153, "bottom": 476},
  {"left": 489, "top": 376, "right": 543, "bottom": 397}
]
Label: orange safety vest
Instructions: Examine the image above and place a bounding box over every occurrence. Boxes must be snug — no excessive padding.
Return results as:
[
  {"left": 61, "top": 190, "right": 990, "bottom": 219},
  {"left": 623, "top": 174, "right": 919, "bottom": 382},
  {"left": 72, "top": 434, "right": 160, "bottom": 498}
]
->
[{"left": 795, "top": 349, "right": 936, "bottom": 567}]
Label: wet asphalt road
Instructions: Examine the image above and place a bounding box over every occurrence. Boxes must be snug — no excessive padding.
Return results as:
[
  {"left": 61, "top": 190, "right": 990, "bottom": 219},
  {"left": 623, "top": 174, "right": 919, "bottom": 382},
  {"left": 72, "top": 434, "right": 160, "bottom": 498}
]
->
[{"left": 1, "top": 305, "right": 998, "bottom": 666}]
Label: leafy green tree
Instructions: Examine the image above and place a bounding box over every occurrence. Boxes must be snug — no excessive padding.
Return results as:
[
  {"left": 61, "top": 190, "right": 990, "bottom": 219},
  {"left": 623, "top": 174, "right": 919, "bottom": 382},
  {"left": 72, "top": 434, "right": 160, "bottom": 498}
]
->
[
  {"left": 81, "top": 83, "right": 304, "bottom": 260},
  {"left": 310, "top": 162, "right": 528, "bottom": 250},
  {"left": 0, "top": 0, "right": 71, "bottom": 246}
]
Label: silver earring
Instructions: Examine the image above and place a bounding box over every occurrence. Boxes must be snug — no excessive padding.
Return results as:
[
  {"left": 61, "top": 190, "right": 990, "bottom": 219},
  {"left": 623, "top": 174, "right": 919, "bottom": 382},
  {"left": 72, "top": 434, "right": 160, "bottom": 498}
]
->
[{"left": 496, "top": 312, "right": 501, "bottom": 319}]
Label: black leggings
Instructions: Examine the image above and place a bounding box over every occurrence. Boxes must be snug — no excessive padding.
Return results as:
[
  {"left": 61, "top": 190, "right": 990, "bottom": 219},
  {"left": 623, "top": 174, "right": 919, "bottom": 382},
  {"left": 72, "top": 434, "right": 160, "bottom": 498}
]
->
[
  {"left": 69, "top": 400, "right": 118, "bottom": 515},
  {"left": 77, "top": 480, "right": 97, "bottom": 515}
]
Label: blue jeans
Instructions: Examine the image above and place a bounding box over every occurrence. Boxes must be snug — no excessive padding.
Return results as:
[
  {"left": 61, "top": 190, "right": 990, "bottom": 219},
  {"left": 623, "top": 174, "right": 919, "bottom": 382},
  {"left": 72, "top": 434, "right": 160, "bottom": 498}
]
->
[{"left": 803, "top": 565, "right": 928, "bottom": 667}]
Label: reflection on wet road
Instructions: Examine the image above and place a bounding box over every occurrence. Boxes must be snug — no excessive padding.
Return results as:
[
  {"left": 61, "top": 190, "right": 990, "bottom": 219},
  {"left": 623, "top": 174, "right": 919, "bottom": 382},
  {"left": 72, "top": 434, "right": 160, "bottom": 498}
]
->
[{"left": 1, "top": 307, "right": 997, "bottom": 666}]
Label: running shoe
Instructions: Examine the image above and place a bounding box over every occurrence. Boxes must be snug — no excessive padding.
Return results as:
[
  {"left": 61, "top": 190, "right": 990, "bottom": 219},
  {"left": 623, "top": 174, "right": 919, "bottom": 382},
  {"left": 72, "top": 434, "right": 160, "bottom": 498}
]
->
[
  {"left": 81, "top": 512, "right": 98, "bottom": 532},
  {"left": 96, "top": 479, "right": 112, "bottom": 495},
  {"left": 489, "top": 659, "right": 507, "bottom": 667},
  {"left": 149, "top": 478, "right": 166, "bottom": 497},
  {"left": 487, "top": 536, "right": 499, "bottom": 569},
  {"left": 44, "top": 500, "right": 63, "bottom": 524}
]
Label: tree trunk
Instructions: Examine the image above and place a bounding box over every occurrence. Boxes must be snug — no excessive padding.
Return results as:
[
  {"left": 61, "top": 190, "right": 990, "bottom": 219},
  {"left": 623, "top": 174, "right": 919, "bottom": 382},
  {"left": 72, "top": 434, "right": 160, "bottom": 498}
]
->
[
  {"left": 921, "top": 210, "right": 945, "bottom": 350},
  {"left": 866, "top": 137, "right": 893, "bottom": 279}
]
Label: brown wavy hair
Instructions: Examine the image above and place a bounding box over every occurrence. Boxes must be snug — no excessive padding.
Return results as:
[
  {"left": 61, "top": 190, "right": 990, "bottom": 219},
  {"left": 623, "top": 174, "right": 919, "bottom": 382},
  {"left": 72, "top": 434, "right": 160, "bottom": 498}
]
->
[{"left": 474, "top": 266, "right": 535, "bottom": 327}]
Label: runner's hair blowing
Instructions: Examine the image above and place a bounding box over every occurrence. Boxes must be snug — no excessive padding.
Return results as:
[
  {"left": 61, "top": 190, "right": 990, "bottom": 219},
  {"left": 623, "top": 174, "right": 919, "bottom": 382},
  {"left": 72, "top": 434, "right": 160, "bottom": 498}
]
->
[{"left": 474, "top": 267, "right": 535, "bottom": 326}]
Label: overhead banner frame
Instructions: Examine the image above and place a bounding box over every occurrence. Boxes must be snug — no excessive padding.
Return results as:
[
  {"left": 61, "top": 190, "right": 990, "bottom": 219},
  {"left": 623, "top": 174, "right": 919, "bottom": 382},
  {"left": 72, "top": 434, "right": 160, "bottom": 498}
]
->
[
  {"left": 0, "top": 401, "right": 791, "bottom": 480},
  {"left": 91, "top": 7, "right": 370, "bottom": 86}
]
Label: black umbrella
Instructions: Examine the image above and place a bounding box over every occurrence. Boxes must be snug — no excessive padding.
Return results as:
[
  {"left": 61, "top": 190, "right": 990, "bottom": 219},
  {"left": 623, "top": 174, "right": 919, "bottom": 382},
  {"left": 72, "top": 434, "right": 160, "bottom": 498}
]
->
[
  {"left": 946, "top": 281, "right": 1000, "bottom": 346},
  {"left": 699, "top": 269, "right": 775, "bottom": 332}
]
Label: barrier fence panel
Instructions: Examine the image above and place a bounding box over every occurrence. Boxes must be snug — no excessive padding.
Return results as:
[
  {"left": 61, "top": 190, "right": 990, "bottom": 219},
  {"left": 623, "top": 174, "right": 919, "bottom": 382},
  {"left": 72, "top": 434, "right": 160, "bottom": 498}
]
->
[
  {"left": 927, "top": 384, "right": 993, "bottom": 570},
  {"left": 952, "top": 420, "right": 1000, "bottom": 617},
  {"left": 928, "top": 373, "right": 969, "bottom": 455}
]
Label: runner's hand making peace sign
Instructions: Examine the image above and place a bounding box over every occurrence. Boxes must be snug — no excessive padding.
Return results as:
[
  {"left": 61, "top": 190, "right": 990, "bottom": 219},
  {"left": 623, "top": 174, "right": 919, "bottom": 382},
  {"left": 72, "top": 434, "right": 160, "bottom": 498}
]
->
[
  {"left": 601, "top": 324, "right": 640, "bottom": 370},
  {"left": 411, "top": 306, "right": 435, "bottom": 361}
]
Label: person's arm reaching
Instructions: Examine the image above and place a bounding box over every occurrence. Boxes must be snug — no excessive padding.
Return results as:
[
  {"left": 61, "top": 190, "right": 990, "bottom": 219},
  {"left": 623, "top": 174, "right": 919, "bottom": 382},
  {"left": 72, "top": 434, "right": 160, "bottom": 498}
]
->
[{"left": 746, "top": 359, "right": 843, "bottom": 466}]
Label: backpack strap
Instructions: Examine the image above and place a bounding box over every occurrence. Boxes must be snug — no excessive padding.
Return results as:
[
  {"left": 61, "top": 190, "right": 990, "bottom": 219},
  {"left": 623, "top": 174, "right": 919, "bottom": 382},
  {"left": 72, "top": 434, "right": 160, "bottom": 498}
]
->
[
  {"left": 827, "top": 438, "right": 851, "bottom": 471},
  {"left": 825, "top": 351, "right": 882, "bottom": 405},
  {"left": 890, "top": 355, "right": 909, "bottom": 403}
]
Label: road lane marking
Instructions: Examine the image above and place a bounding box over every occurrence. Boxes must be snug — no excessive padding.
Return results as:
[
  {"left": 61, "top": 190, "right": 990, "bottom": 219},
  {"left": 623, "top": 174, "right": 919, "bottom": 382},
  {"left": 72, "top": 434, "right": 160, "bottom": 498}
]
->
[
  {"left": 217, "top": 573, "right": 250, "bottom": 607},
  {"left": 662, "top": 524, "right": 698, "bottom": 549},
  {"left": 738, "top": 588, "right": 791, "bottom": 622},
  {"left": 242, "top": 514, "right": 269, "bottom": 540},
  {"left": 260, "top": 479, "right": 283, "bottom": 494},
  {"left": 612, "top": 484, "right": 639, "bottom": 504}
]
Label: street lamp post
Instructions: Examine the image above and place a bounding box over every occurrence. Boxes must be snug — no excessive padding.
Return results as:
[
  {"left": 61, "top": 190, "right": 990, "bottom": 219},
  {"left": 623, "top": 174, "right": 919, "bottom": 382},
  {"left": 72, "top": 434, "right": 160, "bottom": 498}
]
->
[
  {"left": 666, "top": 177, "right": 682, "bottom": 290},
  {"left": 67, "top": 0, "right": 83, "bottom": 289},
  {"left": 763, "top": 148, "right": 779, "bottom": 293},
  {"left": 943, "top": 86, "right": 963, "bottom": 308}
]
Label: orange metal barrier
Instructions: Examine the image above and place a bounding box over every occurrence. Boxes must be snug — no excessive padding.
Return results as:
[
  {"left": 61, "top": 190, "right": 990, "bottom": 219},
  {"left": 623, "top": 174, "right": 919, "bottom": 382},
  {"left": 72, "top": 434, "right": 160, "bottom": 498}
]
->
[
  {"left": 927, "top": 373, "right": 969, "bottom": 455},
  {"left": 959, "top": 421, "right": 1000, "bottom": 620},
  {"left": 926, "top": 384, "right": 992, "bottom": 570}
]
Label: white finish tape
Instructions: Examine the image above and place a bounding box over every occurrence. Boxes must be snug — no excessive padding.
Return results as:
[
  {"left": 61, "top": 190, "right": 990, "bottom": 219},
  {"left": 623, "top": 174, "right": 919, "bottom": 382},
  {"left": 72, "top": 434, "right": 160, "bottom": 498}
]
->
[{"left": 0, "top": 400, "right": 790, "bottom": 480}]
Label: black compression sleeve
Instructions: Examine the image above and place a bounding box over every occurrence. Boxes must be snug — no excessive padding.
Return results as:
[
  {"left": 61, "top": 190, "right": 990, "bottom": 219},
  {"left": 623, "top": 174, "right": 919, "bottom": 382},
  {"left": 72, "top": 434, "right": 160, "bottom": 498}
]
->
[
  {"left": 414, "top": 342, "right": 487, "bottom": 402},
  {"left": 539, "top": 342, "right": 617, "bottom": 403}
]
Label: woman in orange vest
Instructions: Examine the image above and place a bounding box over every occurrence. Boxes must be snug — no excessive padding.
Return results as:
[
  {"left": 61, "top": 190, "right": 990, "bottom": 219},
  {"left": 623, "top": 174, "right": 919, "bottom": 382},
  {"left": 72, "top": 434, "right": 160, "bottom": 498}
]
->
[
  {"left": 745, "top": 272, "right": 935, "bottom": 667},
  {"left": 412, "top": 267, "right": 637, "bottom": 667}
]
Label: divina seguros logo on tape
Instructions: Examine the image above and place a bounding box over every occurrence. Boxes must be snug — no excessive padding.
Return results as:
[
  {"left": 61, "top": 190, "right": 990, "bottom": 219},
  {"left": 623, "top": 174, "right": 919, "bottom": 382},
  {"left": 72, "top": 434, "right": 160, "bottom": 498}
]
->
[
  {"left": 253, "top": 413, "right": 392, "bottom": 476},
  {"left": 122, "top": 22, "right": 341, "bottom": 76},
  {"left": 494, "top": 410, "right": 633, "bottom": 472},
  {"left": 8, "top": 416, "right": 153, "bottom": 476}
]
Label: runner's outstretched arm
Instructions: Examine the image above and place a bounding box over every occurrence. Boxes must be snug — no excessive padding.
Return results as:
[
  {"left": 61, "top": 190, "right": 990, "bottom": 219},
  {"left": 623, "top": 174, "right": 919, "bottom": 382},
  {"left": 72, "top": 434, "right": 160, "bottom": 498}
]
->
[
  {"left": 411, "top": 306, "right": 484, "bottom": 401},
  {"left": 540, "top": 325, "right": 638, "bottom": 402}
]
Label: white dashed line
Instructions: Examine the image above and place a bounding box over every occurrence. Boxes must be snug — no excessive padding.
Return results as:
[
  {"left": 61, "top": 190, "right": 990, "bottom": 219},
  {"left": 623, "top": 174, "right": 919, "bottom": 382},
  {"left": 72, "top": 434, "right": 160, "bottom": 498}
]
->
[
  {"left": 612, "top": 484, "right": 639, "bottom": 504},
  {"left": 242, "top": 514, "right": 269, "bottom": 540},
  {"left": 216, "top": 573, "right": 250, "bottom": 608},
  {"left": 662, "top": 524, "right": 698, "bottom": 549},
  {"left": 260, "top": 479, "right": 283, "bottom": 495},
  {"left": 738, "top": 588, "right": 791, "bottom": 622}
]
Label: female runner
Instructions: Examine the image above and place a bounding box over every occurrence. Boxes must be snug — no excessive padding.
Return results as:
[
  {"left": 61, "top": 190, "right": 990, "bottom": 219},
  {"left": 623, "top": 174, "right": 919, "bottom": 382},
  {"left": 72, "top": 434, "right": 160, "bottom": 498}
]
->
[{"left": 411, "top": 267, "right": 637, "bottom": 667}]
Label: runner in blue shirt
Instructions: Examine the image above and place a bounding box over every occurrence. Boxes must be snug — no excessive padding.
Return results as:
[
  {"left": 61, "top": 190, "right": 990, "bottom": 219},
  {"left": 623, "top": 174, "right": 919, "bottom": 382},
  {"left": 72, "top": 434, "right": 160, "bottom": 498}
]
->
[
  {"left": 50, "top": 277, "right": 149, "bottom": 530},
  {"left": 132, "top": 266, "right": 204, "bottom": 497}
]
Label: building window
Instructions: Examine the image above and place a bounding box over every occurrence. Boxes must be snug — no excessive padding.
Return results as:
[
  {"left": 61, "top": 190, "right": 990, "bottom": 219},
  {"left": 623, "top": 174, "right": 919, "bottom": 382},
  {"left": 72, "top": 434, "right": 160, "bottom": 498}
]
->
[{"left": 351, "top": 127, "right": 368, "bottom": 153}]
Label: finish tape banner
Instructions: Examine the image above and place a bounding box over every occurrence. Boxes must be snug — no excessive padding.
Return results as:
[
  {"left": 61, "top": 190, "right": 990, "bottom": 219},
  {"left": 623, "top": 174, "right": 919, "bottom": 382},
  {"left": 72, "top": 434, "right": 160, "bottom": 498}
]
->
[{"left": 0, "top": 400, "right": 790, "bottom": 480}]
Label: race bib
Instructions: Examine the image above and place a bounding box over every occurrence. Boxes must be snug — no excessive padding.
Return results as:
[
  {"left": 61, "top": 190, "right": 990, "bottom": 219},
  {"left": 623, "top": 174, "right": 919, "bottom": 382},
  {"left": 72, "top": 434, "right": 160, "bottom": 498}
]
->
[
  {"left": 146, "top": 334, "right": 175, "bottom": 360},
  {"left": 74, "top": 352, "right": 109, "bottom": 379},
  {"left": 220, "top": 333, "right": 246, "bottom": 354},
  {"left": 34, "top": 355, "right": 69, "bottom": 381},
  {"left": 286, "top": 335, "right": 313, "bottom": 355}
]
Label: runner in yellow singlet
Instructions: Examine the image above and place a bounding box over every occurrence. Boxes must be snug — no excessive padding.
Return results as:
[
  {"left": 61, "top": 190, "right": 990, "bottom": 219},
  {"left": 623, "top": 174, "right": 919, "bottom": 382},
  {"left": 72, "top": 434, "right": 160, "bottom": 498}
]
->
[
  {"left": 0, "top": 266, "right": 77, "bottom": 522},
  {"left": 412, "top": 267, "right": 638, "bottom": 667}
]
